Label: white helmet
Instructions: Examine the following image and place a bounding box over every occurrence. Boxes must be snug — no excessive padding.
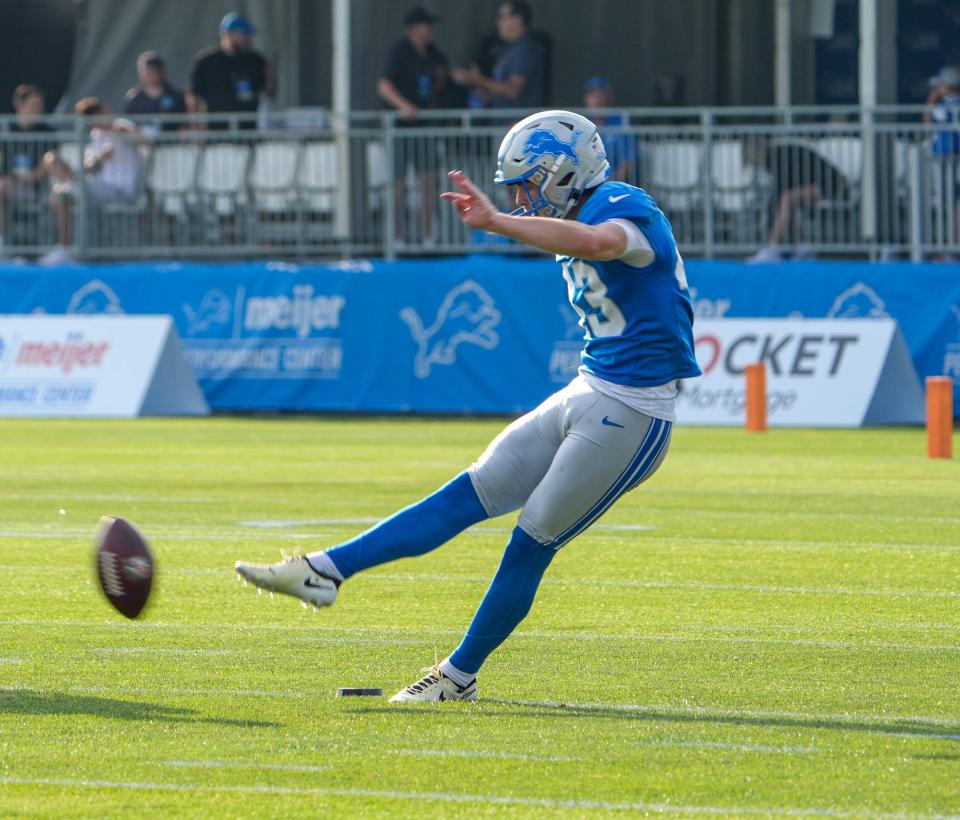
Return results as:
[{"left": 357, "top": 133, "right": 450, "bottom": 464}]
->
[{"left": 495, "top": 109, "right": 610, "bottom": 217}]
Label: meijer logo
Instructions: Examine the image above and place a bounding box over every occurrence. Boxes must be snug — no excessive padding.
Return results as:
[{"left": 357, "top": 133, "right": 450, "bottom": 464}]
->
[
  {"left": 244, "top": 285, "right": 346, "bottom": 339},
  {"left": 15, "top": 334, "right": 111, "bottom": 375}
]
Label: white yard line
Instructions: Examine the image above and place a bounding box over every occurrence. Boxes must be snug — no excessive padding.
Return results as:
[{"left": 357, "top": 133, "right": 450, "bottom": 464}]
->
[
  {"left": 362, "top": 572, "right": 960, "bottom": 600},
  {"left": 237, "top": 519, "right": 654, "bottom": 534},
  {"left": 91, "top": 648, "right": 234, "bottom": 656},
  {"left": 160, "top": 760, "right": 330, "bottom": 773},
  {"left": 0, "top": 532, "right": 333, "bottom": 542},
  {"left": 3, "top": 528, "right": 960, "bottom": 553},
  {"left": 631, "top": 739, "right": 820, "bottom": 754},
  {"left": 390, "top": 749, "right": 578, "bottom": 763},
  {"left": 1, "top": 619, "right": 958, "bottom": 653},
  {"left": 0, "top": 776, "right": 932, "bottom": 817},
  {"left": 0, "top": 563, "right": 957, "bottom": 600}
]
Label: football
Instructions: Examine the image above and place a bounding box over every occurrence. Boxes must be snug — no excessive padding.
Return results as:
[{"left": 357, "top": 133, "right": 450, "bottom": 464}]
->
[{"left": 94, "top": 516, "right": 154, "bottom": 619}]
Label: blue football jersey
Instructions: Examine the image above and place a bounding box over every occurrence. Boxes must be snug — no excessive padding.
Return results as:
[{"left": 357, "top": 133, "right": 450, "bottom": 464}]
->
[{"left": 557, "top": 180, "right": 701, "bottom": 387}]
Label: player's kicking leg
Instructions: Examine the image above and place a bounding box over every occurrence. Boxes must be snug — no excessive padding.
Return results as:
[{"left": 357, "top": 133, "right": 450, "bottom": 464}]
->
[
  {"left": 235, "top": 471, "right": 489, "bottom": 608},
  {"left": 391, "top": 379, "right": 672, "bottom": 702},
  {"left": 235, "top": 397, "right": 560, "bottom": 610}
]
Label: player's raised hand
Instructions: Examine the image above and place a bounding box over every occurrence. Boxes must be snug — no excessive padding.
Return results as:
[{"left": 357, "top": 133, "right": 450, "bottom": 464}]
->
[{"left": 441, "top": 170, "right": 499, "bottom": 230}]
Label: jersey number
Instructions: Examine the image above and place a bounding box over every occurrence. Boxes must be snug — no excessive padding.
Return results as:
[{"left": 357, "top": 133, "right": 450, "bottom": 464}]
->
[{"left": 562, "top": 260, "right": 626, "bottom": 338}]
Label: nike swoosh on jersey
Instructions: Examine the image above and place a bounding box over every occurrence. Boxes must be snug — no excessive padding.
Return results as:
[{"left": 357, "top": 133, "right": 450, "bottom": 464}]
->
[
  {"left": 608, "top": 193, "right": 630, "bottom": 203},
  {"left": 601, "top": 416, "right": 625, "bottom": 428}
]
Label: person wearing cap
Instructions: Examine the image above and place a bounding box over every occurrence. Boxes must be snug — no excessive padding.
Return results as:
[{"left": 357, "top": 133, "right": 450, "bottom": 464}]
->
[
  {"left": 924, "top": 66, "right": 960, "bottom": 156},
  {"left": 451, "top": 1, "right": 546, "bottom": 110},
  {"left": 377, "top": 6, "right": 451, "bottom": 243},
  {"left": 124, "top": 51, "right": 187, "bottom": 132},
  {"left": 583, "top": 77, "right": 639, "bottom": 185},
  {"left": 924, "top": 66, "right": 960, "bottom": 252},
  {"left": 188, "top": 12, "right": 276, "bottom": 130}
]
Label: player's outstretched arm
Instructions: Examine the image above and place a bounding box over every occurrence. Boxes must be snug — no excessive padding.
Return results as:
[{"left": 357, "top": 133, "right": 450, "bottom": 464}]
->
[{"left": 441, "top": 170, "right": 627, "bottom": 260}]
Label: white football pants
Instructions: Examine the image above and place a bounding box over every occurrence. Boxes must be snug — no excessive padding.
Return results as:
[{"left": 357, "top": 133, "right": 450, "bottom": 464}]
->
[{"left": 468, "top": 376, "right": 672, "bottom": 548}]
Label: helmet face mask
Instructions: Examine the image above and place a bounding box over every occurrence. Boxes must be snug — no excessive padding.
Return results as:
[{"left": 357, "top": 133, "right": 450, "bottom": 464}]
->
[{"left": 496, "top": 110, "right": 611, "bottom": 218}]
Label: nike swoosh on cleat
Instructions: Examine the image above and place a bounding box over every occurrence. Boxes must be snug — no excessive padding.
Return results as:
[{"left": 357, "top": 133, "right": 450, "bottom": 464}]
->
[
  {"left": 303, "top": 577, "right": 331, "bottom": 589},
  {"left": 608, "top": 193, "right": 630, "bottom": 203},
  {"left": 601, "top": 416, "right": 625, "bottom": 428}
]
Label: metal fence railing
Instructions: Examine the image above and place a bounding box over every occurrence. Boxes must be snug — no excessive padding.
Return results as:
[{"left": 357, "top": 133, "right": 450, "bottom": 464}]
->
[{"left": 0, "top": 106, "right": 957, "bottom": 263}]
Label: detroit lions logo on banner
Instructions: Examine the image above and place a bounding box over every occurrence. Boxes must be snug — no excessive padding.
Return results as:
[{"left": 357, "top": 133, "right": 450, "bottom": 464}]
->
[
  {"left": 400, "top": 281, "right": 501, "bottom": 379},
  {"left": 67, "top": 280, "right": 124, "bottom": 315},
  {"left": 183, "top": 289, "right": 232, "bottom": 335},
  {"left": 827, "top": 283, "right": 889, "bottom": 319},
  {"left": 522, "top": 128, "right": 582, "bottom": 166}
]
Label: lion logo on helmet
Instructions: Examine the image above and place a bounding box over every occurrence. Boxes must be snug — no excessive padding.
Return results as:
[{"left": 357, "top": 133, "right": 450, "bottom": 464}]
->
[{"left": 521, "top": 128, "right": 583, "bottom": 167}]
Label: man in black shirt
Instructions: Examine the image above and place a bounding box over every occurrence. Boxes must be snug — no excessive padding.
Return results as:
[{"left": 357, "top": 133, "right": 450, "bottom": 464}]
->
[
  {"left": 124, "top": 51, "right": 187, "bottom": 132},
  {"left": 0, "top": 84, "right": 57, "bottom": 250},
  {"left": 377, "top": 6, "right": 451, "bottom": 243},
  {"left": 188, "top": 12, "right": 276, "bottom": 130}
]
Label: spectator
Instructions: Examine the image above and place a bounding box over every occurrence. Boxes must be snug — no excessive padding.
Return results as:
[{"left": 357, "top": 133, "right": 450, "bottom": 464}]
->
[
  {"left": 924, "top": 65, "right": 960, "bottom": 154},
  {"left": 0, "top": 84, "right": 56, "bottom": 252},
  {"left": 582, "top": 77, "right": 639, "bottom": 184},
  {"left": 744, "top": 138, "right": 851, "bottom": 264},
  {"left": 188, "top": 12, "right": 276, "bottom": 130},
  {"left": 41, "top": 97, "right": 144, "bottom": 265},
  {"left": 924, "top": 65, "right": 960, "bottom": 250},
  {"left": 377, "top": 6, "right": 451, "bottom": 243},
  {"left": 124, "top": 51, "right": 187, "bottom": 133},
  {"left": 452, "top": 1, "right": 545, "bottom": 111}
]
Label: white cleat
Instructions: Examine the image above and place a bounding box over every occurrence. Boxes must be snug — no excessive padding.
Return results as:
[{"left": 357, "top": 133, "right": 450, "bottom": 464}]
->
[
  {"left": 234, "top": 555, "right": 339, "bottom": 609},
  {"left": 389, "top": 666, "right": 477, "bottom": 703}
]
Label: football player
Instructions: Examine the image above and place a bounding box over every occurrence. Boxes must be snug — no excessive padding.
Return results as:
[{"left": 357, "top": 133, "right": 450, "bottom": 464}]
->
[{"left": 236, "top": 110, "right": 701, "bottom": 702}]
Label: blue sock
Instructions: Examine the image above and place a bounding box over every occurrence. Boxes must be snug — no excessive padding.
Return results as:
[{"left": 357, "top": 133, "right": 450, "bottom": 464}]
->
[
  {"left": 447, "top": 527, "right": 556, "bottom": 675},
  {"left": 315, "top": 472, "right": 488, "bottom": 580}
]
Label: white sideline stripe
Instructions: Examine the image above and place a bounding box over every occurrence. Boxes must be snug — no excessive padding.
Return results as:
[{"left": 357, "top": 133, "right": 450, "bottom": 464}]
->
[
  {"left": 161, "top": 760, "right": 330, "bottom": 773},
  {"left": 390, "top": 749, "right": 578, "bottom": 762},
  {"left": 487, "top": 699, "right": 960, "bottom": 731},
  {"left": 0, "top": 776, "right": 932, "bottom": 817},
  {"left": 4, "top": 685, "right": 957, "bottom": 734},
  {"left": 1, "top": 619, "right": 958, "bottom": 653}
]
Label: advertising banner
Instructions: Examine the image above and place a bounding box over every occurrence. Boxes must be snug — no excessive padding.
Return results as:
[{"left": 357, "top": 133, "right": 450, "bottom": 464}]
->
[
  {"left": 0, "top": 315, "right": 209, "bottom": 417},
  {"left": 0, "top": 259, "right": 956, "bottom": 419},
  {"left": 679, "top": 319, "right": 924, "bottom": 426}
]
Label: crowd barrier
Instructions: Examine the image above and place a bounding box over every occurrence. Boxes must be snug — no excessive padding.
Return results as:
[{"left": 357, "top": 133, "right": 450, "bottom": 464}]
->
[
  {"left": 0, "top": 258, "right": 957, "bottom": 419},
  {"left": 2, "top": 106, "right": 960, "bottom": 261}
]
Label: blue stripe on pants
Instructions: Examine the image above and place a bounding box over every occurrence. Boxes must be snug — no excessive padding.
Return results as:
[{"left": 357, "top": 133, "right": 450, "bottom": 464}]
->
[{"left": 550, "top": 418, "right": 671, "bottom": 549}]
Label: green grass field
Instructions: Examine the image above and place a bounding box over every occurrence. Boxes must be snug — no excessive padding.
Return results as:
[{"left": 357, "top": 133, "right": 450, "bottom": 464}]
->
[{"left": 1, "top": 417, "right": 958, "bottom": 818}]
